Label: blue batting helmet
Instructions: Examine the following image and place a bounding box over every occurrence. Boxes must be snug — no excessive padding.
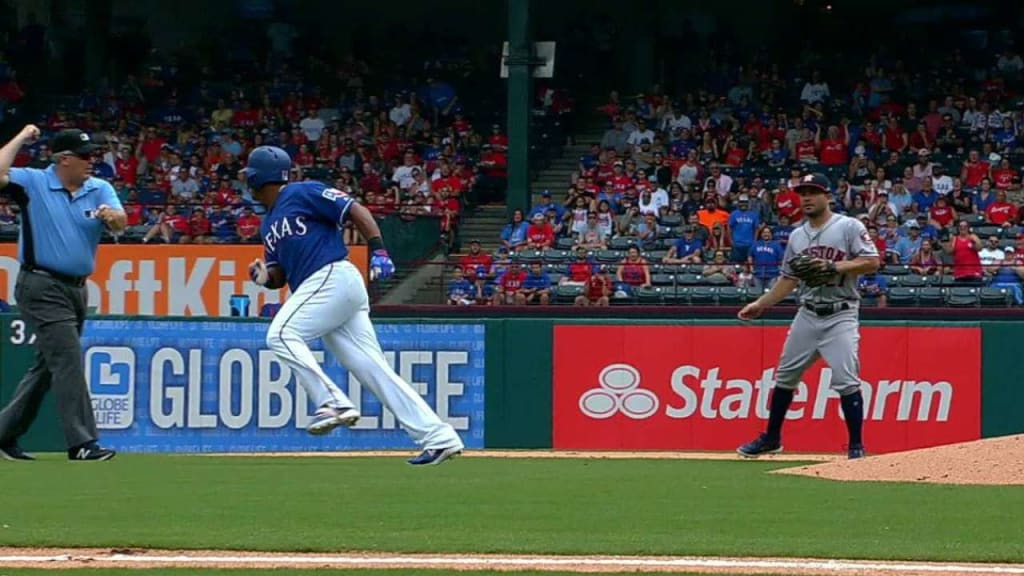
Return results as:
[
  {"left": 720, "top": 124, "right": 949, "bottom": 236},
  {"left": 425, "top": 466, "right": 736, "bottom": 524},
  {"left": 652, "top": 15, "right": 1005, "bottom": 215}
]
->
[{"left": 240, "top": 146, "right": 291, "bottom": 190}]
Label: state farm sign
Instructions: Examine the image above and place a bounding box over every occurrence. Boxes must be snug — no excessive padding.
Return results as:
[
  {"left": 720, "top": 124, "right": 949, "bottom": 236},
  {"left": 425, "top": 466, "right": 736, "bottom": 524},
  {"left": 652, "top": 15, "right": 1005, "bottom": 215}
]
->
[{"left": 553, "top": 325, "right": 980, "bottom": 453}]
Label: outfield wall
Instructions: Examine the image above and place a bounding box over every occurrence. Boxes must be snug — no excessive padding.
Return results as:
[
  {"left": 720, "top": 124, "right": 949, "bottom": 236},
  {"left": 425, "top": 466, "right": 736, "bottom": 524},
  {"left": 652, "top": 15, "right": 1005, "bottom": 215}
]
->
[{"left": 1, "top": 313, "right": 1020, "bottom": 454}]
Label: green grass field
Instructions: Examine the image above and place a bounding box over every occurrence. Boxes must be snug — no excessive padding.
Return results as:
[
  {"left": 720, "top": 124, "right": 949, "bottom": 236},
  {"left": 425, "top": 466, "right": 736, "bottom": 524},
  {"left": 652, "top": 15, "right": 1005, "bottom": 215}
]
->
[{"left": 0, "top": 454, "right": 1021, "bottom": 568}]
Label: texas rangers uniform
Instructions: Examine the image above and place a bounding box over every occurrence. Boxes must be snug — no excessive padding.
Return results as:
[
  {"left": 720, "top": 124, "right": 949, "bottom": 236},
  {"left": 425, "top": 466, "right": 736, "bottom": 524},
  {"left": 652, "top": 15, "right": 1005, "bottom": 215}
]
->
[{"left": 260, "top": 180, "right": 463, "bottom": 453}]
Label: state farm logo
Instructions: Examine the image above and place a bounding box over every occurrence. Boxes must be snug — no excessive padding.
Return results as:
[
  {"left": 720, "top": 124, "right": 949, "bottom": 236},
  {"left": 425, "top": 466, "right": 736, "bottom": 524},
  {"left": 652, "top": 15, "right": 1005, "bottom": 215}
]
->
[
  {"left": 577, "top": 364, "right": 955, "bottom": 423},
  {"left": 579, "top": 363, "right": 659, "bottom": 419}
]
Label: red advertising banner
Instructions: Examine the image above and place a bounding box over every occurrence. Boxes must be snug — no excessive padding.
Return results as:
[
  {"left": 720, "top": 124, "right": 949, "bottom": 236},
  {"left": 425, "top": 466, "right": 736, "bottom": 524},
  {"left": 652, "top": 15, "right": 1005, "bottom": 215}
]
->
[
  {"left": 553, "top": 325, "right": 981, "bottom": 454},
  {"left": 0, "top": 245, "right": 367, "bottom": 317}
]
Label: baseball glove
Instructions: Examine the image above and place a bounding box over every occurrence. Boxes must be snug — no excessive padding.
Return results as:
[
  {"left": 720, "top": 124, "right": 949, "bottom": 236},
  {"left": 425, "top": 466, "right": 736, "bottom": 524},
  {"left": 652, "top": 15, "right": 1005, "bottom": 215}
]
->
[{"left": 788, "top": 254, "right": 838, "bottom": 287}]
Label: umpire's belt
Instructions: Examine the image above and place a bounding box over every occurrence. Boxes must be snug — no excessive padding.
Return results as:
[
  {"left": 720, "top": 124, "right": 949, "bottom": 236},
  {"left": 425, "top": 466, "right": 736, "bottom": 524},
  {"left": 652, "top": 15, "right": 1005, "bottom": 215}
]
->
[
  {"left": 22, "top": 265, "right": 88, "bottom": 287},
  {"left": 803, "top": 301, "right": 851, "bottom": 317}
]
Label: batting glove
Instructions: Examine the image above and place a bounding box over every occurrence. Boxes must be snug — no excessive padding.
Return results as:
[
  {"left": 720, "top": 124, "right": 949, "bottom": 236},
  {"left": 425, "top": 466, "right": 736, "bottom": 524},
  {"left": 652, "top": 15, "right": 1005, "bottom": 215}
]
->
[
  {"left": 370, "top": 249, "right": 395, "bottom": 281},
  {"left": 249, "top": 259, "right": 269, "bottom": 286}
]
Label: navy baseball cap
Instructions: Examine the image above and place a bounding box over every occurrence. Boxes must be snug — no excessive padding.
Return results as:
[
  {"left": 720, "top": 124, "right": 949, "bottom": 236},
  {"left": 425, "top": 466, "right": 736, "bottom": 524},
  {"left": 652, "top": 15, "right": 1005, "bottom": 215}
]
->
[{"left": 793, "top": 172, "right": 831, "bottom": 194}]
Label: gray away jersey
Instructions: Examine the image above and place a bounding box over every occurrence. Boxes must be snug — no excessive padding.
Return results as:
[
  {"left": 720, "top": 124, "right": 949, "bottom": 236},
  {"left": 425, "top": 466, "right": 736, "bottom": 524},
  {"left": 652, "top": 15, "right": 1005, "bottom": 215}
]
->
[{"left": 780, "top": 214, "right": 879, "bottom": 304}]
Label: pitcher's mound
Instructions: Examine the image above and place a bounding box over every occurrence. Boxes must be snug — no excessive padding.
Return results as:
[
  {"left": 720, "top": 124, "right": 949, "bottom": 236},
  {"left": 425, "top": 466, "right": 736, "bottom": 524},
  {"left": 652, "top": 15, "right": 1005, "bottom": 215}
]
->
[{"left": 774, "top": 434, "right": 1024, "bottom": 485}]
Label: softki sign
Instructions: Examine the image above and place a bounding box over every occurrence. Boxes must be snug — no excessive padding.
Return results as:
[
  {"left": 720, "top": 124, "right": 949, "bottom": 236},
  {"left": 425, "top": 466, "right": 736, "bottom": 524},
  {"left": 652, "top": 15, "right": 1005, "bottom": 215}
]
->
[
  {"left": 0, "top": 245, "right": 367, "bottom": 317},
  {"left": 553, "top": 325, "right": 981, "bottom": 454}
]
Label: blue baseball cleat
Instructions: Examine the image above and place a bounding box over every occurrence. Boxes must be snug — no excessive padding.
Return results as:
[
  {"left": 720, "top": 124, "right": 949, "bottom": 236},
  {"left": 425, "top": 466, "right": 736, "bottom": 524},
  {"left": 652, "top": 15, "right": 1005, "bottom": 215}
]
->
[
  {"left": 736, "top": 433, "right": 783, "bottom": 458},
  {"left": 408, "top": 446, "right": 463, "bottom": 466}
]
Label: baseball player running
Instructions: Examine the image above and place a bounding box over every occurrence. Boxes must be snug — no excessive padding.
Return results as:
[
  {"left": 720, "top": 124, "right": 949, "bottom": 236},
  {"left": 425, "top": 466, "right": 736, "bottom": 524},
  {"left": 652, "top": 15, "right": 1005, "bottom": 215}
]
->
[
  {"left": 736, "top": 173, "right": 880, "bottom": 460},
  {"left": 242, "top": 146, "right": 464, "bottom": 466}
]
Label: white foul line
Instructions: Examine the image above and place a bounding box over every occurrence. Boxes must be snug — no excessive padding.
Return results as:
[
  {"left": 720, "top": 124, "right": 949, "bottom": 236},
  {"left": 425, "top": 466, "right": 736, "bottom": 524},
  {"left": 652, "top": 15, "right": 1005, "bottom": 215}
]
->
[{"left": 1, "top": 553, "right": 1023, "bottom": 574}]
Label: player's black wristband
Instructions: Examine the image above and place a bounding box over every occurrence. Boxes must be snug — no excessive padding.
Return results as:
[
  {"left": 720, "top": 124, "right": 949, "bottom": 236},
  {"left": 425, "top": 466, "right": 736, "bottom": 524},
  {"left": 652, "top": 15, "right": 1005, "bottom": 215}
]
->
[{"left": 368, "top": 236, "right": 386, "bottom": 252}]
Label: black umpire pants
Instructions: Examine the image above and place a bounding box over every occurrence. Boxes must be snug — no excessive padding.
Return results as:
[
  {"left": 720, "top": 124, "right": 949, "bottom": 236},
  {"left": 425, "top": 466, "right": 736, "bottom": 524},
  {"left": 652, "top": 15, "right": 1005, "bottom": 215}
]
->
[{"left": 0, "top": 269, "right": 97, "bottom": 449}]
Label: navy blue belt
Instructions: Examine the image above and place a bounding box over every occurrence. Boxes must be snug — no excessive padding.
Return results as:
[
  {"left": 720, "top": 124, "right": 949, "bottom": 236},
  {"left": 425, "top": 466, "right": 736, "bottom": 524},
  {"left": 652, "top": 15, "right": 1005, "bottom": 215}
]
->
[{"left": 22, "top": 265, "right": 88, "bottom": 287}]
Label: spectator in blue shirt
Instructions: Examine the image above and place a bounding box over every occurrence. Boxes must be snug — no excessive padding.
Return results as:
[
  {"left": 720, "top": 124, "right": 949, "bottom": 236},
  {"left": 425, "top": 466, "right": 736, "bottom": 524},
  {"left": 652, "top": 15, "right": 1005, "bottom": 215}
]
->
[
  {"left": 529, "top": 191, "right": 565, "bottom": 222},
  {"left": 911, "top": 178, "right": 939, "bottom": 214},
  {"left": 893, "top": 221, "right": 924, "bottom": 264},
  {"left": 858, "top": 272, "right": 889, "bottom": 307},
  {"left": 728, "top": 194, "right": 760, "bottom": 263},
  {"left": 521, "top": 262, "right": 552, "bottom": 305},
  {"left": 500, "top": 209, "right": 529, "bottom": 251},
  {"left": 749, "top": 227, "right": 785, "bottom": 290},
  {"left": 772, "top": 213, "right": 794, "bottom": 247},
  {"left": 989, "top": 243, "right": 1024, "bottom": 305},
  {"left": 209, "top": 207, "right": 237, "bottom": 243},
  {"left": 447, "top": 267, "right": 476, "bottom": 306},
  {"left": 663, "top": 226, "right": 704, "bottom": 264}
]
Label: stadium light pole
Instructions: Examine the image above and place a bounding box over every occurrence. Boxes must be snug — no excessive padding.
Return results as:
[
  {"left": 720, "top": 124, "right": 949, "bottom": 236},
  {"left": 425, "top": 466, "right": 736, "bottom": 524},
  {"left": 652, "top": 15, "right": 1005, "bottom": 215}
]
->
[{"left": 505, "top": 0, "right": 531, "bottom": 218}]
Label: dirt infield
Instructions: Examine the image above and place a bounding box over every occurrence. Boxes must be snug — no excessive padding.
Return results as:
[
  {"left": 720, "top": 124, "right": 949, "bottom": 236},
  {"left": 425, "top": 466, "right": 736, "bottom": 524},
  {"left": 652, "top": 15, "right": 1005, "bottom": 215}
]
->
[
  {"left": 776, "top": 434, "right": 1024, "bottom": 485},
  {"left": 1, "top": 548, "right": 1023, "bottom": 575}
]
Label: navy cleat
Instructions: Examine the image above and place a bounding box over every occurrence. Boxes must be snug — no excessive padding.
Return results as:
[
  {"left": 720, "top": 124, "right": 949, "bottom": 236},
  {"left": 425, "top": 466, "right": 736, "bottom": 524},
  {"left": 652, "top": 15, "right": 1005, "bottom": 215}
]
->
[
  {"left": 68, "top": 442, "right": 116, "bottom": 461},
  {"left": 848, "top": 444, "right": 866, "bottom": 460},
  {"left": 737, "top": 433, "right": 782, "bottom": 458},
  {"left": 408, "top": 446, "right": 463, "bottom": 466},
  {"left": 0, "top": 442, "right": 34, "bottom": 461}
]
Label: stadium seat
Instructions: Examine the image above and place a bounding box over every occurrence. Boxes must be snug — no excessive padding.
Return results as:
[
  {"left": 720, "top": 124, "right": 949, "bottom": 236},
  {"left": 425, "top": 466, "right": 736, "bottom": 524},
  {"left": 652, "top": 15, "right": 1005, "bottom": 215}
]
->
[
  {"left": 547, "top": 272, "right": 563, "bottom": 284},
  {"left": 683, "top": 264, "right": 705, "bottom": 275},
  {"left": 717, "top": 286, "right": 746, "bottom": 304},
  {"left": 980, "top": 287, "right": 1011, "bottom": 307},
  {"left": 609, "top": 237, "right": 636, "bottom": 251},
  {"left": 659, "top": 214, "right": 683, "bottom": 227},
  {"left": 517, "top": 249, "right": 544, "bottom": 263},
  {"left": 702, "top": 274, "right": 733, "bottom": 286},
  {"left": 690, "top": 286, "right": 717, "bottom": 304},
  {"left": 666, "top": 286, "right": 690, "bottom": 304},
  {"left": 961, "top": 214, "right": 985, "bottom": 226},
  {"left": 651, "top": 273, "right": 675, "bottom": 286},
  {"left": 885, "top": 265, "right": 910, "bottom": 276},
  {"left": 645, "top": 249, "right": 668, "bottom": 261},
  {"left": 898, "top": 274, "right": 928, "bottom": 288},
  {"left": 555, "top": 237, "right": 576, "bottom": 250},
  {"left": 934, "top": 274, "right": 956, "bottom": 287},
  {"left": 946, "top": 286, "right": 979, "bottom": 307},
  {"left": 596, "top": 250, "right": 622, "bottom": 263},
  {"left": 554, "top": 284, "right": 583, "bottom": 303},
  {"left": 676, "top": 273, "right": 702, "bottom": 286},
  {"left": 1004, "top": 226, "right": 1020, "bottom": 238},
  {"left": 973, "top": 225, "right": 1001, "bottom": 239},
  {"left": 887, "top": 287, "right": 917, "bottom": 306},
  {"left": 636, "top": 286, "right": 665, "bottom": 304},
  {"left": 543, "top": 250, "right": 572, "bottom": 263},
  {"left": 917, "top": 286, "right": 945, "bottom": 306}
]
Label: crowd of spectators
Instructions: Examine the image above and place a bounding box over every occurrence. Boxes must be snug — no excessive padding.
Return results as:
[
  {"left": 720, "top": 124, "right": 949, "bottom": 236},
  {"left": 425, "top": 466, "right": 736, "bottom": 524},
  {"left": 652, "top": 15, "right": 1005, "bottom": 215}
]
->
[
  {"left": 0, "top": 51, "right": 515, "bottom": 252},
  {"left": 447, "top": 42, "right": 1024, "bottom": 307}
]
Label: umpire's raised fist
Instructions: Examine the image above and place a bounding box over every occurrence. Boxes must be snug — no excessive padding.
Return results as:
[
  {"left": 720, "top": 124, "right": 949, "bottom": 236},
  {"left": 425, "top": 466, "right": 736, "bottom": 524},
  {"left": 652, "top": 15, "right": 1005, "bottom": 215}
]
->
[{"left": 20, "top": 124, "right": 40, "bottom": 141}]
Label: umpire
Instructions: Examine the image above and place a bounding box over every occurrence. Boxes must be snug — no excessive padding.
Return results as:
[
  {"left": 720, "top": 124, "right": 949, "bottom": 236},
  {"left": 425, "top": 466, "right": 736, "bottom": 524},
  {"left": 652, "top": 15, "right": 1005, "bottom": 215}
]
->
[{"left": 0, "top": 125, "right": 126, "bottom": 461}]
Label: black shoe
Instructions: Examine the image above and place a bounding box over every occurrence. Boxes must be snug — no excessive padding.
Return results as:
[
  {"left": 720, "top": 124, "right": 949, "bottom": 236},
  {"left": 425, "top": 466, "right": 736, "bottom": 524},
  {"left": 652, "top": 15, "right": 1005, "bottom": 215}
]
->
[
  {"left": 68, "top": 442, "right": 116, "bottom": 461},
  {"left": 736, "top": 433, "right": 783, "bottom": 458},
  {"left": 0, "top": 442, "right": 35, "bottom": 461}
]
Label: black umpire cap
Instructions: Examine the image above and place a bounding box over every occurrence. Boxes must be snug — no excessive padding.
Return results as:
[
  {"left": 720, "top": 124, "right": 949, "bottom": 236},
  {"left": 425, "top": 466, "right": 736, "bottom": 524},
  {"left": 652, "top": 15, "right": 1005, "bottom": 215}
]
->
[
  {"left": 793, "top": 172, "right": 831, "bottom": 194},
  {"left": 52, "top": 129, "right": 102, "bottom": 156}
]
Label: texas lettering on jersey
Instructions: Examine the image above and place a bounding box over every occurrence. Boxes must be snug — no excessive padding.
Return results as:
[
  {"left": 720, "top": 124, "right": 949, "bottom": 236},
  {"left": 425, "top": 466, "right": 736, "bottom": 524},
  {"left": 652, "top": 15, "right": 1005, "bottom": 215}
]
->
[
  {"left": 263, "top": 215, "right": 309, "bottom": 254},
  {"left": 261, "top": 181, "right": 354, "bottom": 292}
]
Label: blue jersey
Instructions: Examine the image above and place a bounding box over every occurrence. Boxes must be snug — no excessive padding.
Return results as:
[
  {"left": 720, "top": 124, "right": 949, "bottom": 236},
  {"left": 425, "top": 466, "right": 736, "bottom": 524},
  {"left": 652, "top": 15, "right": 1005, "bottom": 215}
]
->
[
  {"left": 262, "top": 181, "right": 353, "bottom": 291},
  {"left": 750, "top": 240, "right": 784, "bottom": 278},
  {"left": 728, "top": 209, "right": 760, "bottom": 246}
]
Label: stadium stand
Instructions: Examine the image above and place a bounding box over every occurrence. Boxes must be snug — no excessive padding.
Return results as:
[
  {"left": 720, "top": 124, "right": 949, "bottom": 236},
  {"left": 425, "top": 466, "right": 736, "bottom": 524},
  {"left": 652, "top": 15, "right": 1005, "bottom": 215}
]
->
[{"left": 438, "top": 37, "right": 1024, "bottom": 308}]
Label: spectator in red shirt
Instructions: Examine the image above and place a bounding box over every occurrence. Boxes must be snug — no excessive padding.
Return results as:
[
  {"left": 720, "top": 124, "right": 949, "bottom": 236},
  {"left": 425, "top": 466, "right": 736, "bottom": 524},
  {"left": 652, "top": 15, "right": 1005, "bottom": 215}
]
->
[
  {"left": 562, "top": 247, "right": 595, "bottom": 287},
  {"left": 526, "top": 212, "right": 554, "bottom": 251},
  {"left": 574, "top": 266, "right": 611, "bottom": 306},
  {"left": 186, "top": 207, "right": 212, "bottom": 244},
  {"left": 817, "top": 124, "right": 849, "bottom": 166},
  {"left": 775, "top": 184, "right": 803, "bottom": 223},
  {"left": 142, "top": 204, "right": 188, "bottom": 244},
  {"left": 460, "top": 240, "right": 493, "bottom": 281},
  {"left": 985, "top": 190, "right": 1018, "bottom": 227},
  {"left": 991, "top": 158, "right": 1018, "bottom": 191},
  {"left": 961, "top": 150, "right": 990, "bottom": 188},
  {"left": 487, "top": 125, "right": 509, "bottom": 150},
  {"left": 493, "top": 262, "right": 528, "bottom": 305},
  {"left": 114, "top": 146, "right": 138, "bottom": 185},
  {"left": 929, "top": 195, "right": 956, "bottom": 229},
  {"left": 237, "top": 207, "right": 261, "bottom": 242}
]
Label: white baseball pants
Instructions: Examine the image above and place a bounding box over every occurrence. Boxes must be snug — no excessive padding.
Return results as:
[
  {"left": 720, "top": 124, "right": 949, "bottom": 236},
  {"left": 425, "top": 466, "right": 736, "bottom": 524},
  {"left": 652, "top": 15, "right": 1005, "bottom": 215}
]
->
[{"left": 265, "top": 260, "right": 463, "bottom": 450}]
